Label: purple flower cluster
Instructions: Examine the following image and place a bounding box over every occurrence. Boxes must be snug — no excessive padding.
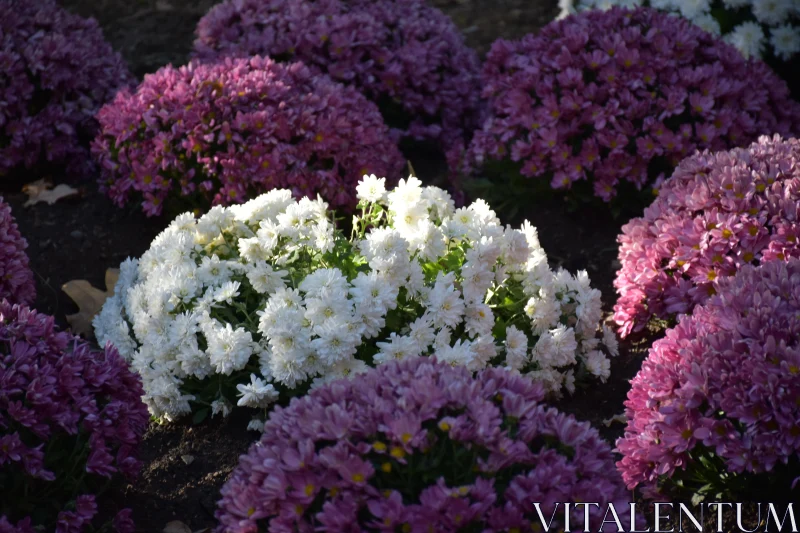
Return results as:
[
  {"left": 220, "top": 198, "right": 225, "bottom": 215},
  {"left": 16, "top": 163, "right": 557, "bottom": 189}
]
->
[
  {"left": 616, "top": 259, "right": 800, "bottom": 497},
  {"left": 466, "top": 7, "right": 800, "bottom": 202},
  {"left": 614, "top": 135, "right": 800, "bottom": 337},
  {"left": 0, "top": 198, "right": 34, "bottom": 306},
  {"left": 216, "top": 357, "right": 631, "bottom": 532},
  {"left": 193, "top": 0, "right": 481, "bottom": 158},
  {"left": 0, "top": 0, "right": 131, "bottom": 181},
  {"left": 0, "top": 302, "right": 149, "bottom": 532},
  {"left": 92, "top": 56, "right": 404, "bottom": 216}
]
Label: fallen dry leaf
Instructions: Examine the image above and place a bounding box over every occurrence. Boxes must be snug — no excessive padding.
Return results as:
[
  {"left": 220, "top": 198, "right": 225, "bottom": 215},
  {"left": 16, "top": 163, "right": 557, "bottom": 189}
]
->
[
  {"left": 22, "top": 179, "right": 79, "bottom": 207},
  {"left": 62, "top": 268, "right": 119, "bottom": 338},
  {"left": 602, "top": 413, "right": 627, "bottom": 427},
  {"left": 163, "top": 522, "right": 191, "bottom": 533}
]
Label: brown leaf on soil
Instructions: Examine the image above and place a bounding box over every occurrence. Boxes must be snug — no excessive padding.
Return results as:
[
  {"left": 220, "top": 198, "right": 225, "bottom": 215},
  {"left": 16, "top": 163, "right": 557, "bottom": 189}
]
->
[
  {"left": 62, "top": 268, "right": 119, "bottom": 338},
  {"left": 163, "top": 522, "right": 192, "bottom": 533},
  {"left": 22, "top": 179, "right": 79, "bottom": 207}
]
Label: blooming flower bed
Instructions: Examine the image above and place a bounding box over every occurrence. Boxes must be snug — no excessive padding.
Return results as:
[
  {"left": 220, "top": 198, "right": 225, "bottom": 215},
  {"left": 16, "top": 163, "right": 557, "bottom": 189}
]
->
[
  {"left": 192, "top": 0, "right": 482, "bottom": 161},
  {"left": 0, "top": 0, "right": 131, "bottom": 181},
  {"left": 0, "top": 302, "right": 149, "bottom": 533},
  {"left": 558, "top": 0, "right": 800, "bottom": 62},
  {"left": 216, "top": 357, "right": 632, "bottom": 531},
  {"left": 466, "top": 7, "right": 800, "bottom": 203},
  {"left": 616, "top": 259, "right": 800, "bottom": 500},
  {"left": 0, "top": 198, "right": 35, "bottom": 306},
  {"left": 94, "top": 176, "right": 617, "bottom": 426},
  {"left": 92, "top": 56, "right": 404, "bottom": 216},
  {"left": 614, "top": 135, "right": 800, "bottom": 337}
]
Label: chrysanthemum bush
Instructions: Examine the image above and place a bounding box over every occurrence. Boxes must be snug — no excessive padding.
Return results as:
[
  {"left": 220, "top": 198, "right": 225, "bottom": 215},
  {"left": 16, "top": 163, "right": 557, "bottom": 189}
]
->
[
  {"left": 558, "top": 0, "right": 799, "bottom": 62},
  {"left": 614, "top": 135, "right": 800, "bottom": 337},
  {"left": 216, "top": 357, "right": 632, "bottom": 532},
  {"left": 0, "top": 0, "right": 131, "bottom": 181},
  {"left": 94, "top": 176, "right": 617, "bottom": 427},
  {"left": 91, "top": 56, "right": 404, "bottom": 216},
  {"left": 0, "top": 302, "right": 149, "bottom": 533},
  {"left": 465, "top": 7, "right": 800, "bottom": 205},
  {"left": 616, "top": 259, "right": 800, "bottom": 501},
  {"left": 0, "top": 198, "right": 35, "bottom": 306},
  {"left": 192, "top": 0, "right": 481, "bottom": 160}
]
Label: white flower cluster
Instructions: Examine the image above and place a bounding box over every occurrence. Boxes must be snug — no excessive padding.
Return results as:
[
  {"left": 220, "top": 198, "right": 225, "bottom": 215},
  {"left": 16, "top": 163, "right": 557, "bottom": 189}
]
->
[
  {"left": 94, "top": 176, "right": 617, "bottom": 424},
  {"left": 558, "top": 0, "right": 800, "bottom": 61}
]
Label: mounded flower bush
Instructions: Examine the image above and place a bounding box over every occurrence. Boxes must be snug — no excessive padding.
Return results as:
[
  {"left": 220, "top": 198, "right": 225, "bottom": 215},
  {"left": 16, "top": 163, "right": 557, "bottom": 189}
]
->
[
  {"left": 614, "top": 135, "right": 800, "bottom": 337},
  {"left": 558, "top": 0, "right": 799, "bottom": 62},
  {"left": 0, "top": 302, "right": 149, "bottom": 532},
  {"left": 94, "top": 176, "right": 617, "bottom": 426},
  {"left": 0, "top": 198, "right": 34, "bottom": 306},
  {"left": 192, "top": 0, "right": 482, "bottom": 160},
  {"left": 0, "top": 0, "right": 131, "bottom": 181},
  {"left": 92, "top": 56, "right": 404, "bottom": 216},
  {"left": 466, "top": 7, "right": 800, "bottom": 204},
  {"left": 616, "top": 259, "right": 800, "bottom": 500},
  {"left": 216, "top": 357, "right": 632, "bottom": 532}
]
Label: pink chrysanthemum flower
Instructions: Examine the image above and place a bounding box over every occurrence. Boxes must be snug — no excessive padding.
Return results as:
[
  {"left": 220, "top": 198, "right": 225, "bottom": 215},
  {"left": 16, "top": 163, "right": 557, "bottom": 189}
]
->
[
  {"left": 0, "top": 198, "right": 35, "bottom": 306},
  {"left": 216, "top": 357, "right": 632, "bottom": 532},
  {"left": 617, "top": 259, "right": 800, "bottom": 500},
  {"left": 614, "top": 135, "right": 800, "bottom": 337},
  {"left": 0, "top": 302, "right": 149, "bottom": 532},
  {"left": 0, "top": 0, "right": 132, "bottom": 181},
  {"left": 92, "top": 56, "right": 404, "bottom": 216},
  {"left": 192, "top": 0, "right": 481, "bottom": 164},
  {"left": 467, "top": 7, "right": 800, "bottom": 203}
]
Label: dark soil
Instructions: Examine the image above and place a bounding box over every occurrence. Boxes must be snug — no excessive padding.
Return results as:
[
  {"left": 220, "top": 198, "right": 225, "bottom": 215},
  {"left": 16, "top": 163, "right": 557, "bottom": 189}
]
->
[{"left": 1, "top": 0, "right": 670, "bottom": 530}]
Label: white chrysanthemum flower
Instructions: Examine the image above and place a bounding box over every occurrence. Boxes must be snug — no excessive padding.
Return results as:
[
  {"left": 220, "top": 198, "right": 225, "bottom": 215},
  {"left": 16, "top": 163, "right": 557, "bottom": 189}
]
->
[
  {"left": 236, "top": 374, "right": 279, "bottom": 408},
  {"left": 602, "top": 324, "right": 620, "bottom": 357},
  {"left": 770, "top": 24, "right": 800, "bottom": 59},
  {"left": 752, "top": 0, "right": 793, "bottom": 26},
  {"left": 726, "top": 21, "right": 766, "bottom": 59},
  {"left": 691, "top": 13, "right": 722, "bottom": 35},
  {"left": 420, "top": 186, "right": 455, "bottom": 221},
  {"left": 677, "top": 0, "right": 711, "bottom": 20},
  {"left": 584, "top": 350, "right": 611, "bottom": 382},
  {"left": 211, "top": 398, "right": 232, "bottom": 418},
  {"left": 247, "top": 418, "right": 266, "bottom": 432},
  {"left": 356, "top": 174, "right": 387, "bottom": 203},
  {"left": 374, "top": 333, "right": 419, "bottom": 364},
  {"left": 206, "top": 322, "right": 254, "bottom": 375},
  {"left": 504, "top": 325, "right": 529, "bottom": 370},
  {"left": 557, "top": 0, "right": 576, "bottom": 18}
]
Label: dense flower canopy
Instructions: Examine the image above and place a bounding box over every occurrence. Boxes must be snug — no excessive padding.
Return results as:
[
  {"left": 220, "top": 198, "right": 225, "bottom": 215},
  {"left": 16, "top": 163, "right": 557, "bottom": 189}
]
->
[
  {"left": 614, "top": 135, "right": 800, "bottom": 337},
  {"left": 193, "top": 0, "right": 482, "bottom": 158},
  {"left": 0, "top": 198, "right": 34, "bottom": 306},
  {"left": 0, "top": 302, "right": 149, "bottom": 532},
  {"left": 216, "top": 357, "right": 632, "bottom": 532},
  {"left": 0, "top": 0, "right": 131, "bottom": 180},
  {"left": 466, "top": 7, "right": 800, "bottom": 202},
  {"left": 616, "top": 259, "right": 800, "bottom": 498},
  {"left": 558, "top": 0, "right": 800, "bottom": 62},
  {"left": 94, "top": 176, "right": 616, "bottom": 425},
  {"left": 92, "top": 56, "right": 404, "bottom": 216}
]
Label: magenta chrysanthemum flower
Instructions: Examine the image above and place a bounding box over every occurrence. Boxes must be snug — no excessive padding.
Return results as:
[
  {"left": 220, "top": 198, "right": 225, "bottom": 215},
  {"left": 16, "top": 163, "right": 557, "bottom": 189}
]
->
[
  {"left": 616, "top": 259, "right": 800, "bottom": 499},
  {"left": 216, "top": 357, "right": 631, "bottom": 532},
  {"left": 0, "top": 198, "right": 35, "bottom": 306},
  {"left": 614, "top": 135, "right": 800, "bottom": 337},
  {"left": 0, "top": 302, "right": 149, "bottom": 532},
  {"left": 0, "top": 0, "right": 132, "bottom": 181},
  {"left": 192, "top": 0, "right": 481, "bottom": 161},
  {"left": 92, "top": 56, "right": 404, "bottom": 216},
  {"left": 466, "top": 7, "right": 800, "bottom": 203}
]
